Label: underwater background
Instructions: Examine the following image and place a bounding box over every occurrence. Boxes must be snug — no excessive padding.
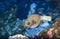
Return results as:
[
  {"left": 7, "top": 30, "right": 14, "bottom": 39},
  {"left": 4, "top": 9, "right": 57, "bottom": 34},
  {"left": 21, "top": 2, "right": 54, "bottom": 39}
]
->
[{"left": 0, "top": 0, "right": 60, "bottom": 39}]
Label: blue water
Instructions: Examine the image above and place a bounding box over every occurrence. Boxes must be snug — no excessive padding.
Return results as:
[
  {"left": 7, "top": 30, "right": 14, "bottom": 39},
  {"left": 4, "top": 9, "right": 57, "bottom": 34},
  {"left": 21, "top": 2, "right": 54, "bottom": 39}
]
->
[{"left": 0, "top": 0, "right": 60, "bottom": 39}]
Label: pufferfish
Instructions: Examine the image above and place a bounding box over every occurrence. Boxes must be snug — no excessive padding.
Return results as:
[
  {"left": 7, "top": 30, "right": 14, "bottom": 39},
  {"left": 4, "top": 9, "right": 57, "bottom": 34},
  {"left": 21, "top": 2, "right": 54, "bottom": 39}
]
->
[
  {"left": 24, "top": 14, "right": 52, "bottom": 38},
  {"left": 24, "top": 14, "right": 41, "bottom": 28},
  {"left": 24, "top": 14, "right": 51, "bottom": 28}
]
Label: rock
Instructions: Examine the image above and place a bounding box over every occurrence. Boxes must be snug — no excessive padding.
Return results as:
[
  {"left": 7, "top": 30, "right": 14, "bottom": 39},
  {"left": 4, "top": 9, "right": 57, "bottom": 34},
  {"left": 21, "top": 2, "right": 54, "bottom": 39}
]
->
[{"left": 9, "top": 34, "right": 28, "bottom": 39}]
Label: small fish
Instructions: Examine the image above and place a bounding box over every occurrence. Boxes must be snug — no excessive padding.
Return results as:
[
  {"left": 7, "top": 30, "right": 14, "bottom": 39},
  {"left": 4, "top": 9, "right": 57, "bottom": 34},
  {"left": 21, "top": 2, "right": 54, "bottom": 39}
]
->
[
  {"left": 24, "top": 14, "right": 52, "bottom": 28},
  {"left": 24, "top": 14, "right": 41, "bottom": 28}
]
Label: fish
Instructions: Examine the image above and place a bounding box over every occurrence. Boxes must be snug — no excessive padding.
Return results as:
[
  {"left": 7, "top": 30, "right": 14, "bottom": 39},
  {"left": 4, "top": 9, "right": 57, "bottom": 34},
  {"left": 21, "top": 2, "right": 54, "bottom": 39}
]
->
[
  {"left": 24, "top": 14, "right": 41, "bottom": 28},
  {"left": 24, "top": 14, "right": 52, "bottom": 28}
]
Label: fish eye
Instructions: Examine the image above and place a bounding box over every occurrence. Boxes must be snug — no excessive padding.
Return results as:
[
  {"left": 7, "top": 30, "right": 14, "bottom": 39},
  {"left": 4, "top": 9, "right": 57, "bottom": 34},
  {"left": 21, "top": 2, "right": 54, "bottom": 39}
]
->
[{"left": 27, "top": 22, "right": 30, "bottom": 25}]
